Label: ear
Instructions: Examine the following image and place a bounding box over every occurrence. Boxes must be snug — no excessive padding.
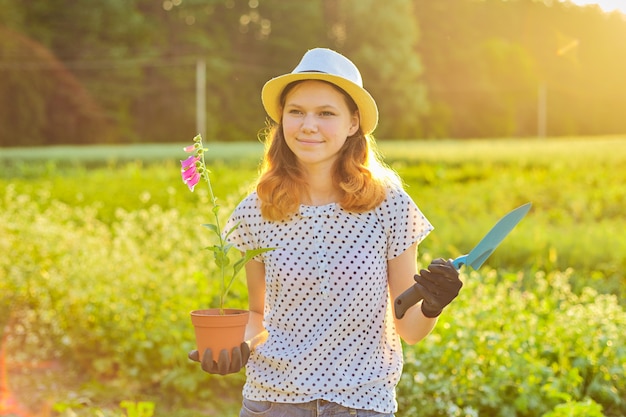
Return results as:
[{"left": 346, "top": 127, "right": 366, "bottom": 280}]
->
[{"left": 348, "top": 111, "right": 360, "bottom": 136}]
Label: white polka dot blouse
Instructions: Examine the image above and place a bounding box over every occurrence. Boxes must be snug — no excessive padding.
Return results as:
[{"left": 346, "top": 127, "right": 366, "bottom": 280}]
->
[{"left": 225, "top": 185, "right": 433, "bottom": 413}]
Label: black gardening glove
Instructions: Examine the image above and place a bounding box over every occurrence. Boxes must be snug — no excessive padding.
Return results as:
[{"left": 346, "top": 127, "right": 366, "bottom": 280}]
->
[
  {"left": 413, "top": 258, "right": 463, "bottom": 318},
  {"left": 188, "top": 342, "right": 250, "bottom": 375}
]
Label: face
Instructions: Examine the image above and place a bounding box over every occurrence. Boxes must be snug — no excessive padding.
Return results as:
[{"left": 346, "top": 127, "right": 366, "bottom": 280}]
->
[{"left": 281, "top": 80, "right": 360, "bottom": 170}]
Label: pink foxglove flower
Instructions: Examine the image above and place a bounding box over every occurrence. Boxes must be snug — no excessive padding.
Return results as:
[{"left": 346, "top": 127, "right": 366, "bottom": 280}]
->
[
  {"left": 179, "top": 134, "right": 275, "bottom": 314},
  {"left": 181, "top": 155, "right": 201, "bottom": 191}
]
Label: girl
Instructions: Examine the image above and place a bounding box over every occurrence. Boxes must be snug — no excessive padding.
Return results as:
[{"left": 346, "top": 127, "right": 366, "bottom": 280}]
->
[{"left": 190, "top": 48, "right": 462, "bottom": 417}]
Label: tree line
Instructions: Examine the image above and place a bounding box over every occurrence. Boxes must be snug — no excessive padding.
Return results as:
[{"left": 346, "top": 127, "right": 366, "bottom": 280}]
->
[{"left": 0, "top": 0, "right": 624, "bottom": 146}]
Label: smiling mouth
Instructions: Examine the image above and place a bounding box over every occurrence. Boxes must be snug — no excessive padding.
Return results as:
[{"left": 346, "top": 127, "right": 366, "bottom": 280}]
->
[{"left": 297, "top": 138, "right": 323, "bottom": 144}]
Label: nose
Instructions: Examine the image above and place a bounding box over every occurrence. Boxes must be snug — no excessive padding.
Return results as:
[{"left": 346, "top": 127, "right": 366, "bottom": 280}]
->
[{"left": 300, "top": 113, "right": 318, "bottom": 133}]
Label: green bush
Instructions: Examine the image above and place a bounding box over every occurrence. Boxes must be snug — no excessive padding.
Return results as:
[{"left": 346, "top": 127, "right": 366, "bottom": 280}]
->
[
  {"left": 397, "top": 268, "right": 626, "bottom": 417},
  {"left": 1, "top": 138, "right": 624, "bottom": 416},
  {"left": 0, "top": 180, "right": 246, "bottom": 414}
]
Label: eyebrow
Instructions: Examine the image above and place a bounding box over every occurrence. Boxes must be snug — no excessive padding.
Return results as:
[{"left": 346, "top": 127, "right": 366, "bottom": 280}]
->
[{"left": 284, "top": 103, "right": 340, "bottom": 110}]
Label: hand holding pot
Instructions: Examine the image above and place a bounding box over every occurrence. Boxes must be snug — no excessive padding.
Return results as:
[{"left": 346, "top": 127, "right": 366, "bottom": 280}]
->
[
  {"left": 188, "top": 342, "right": 250, "bottom": 375},
  {"left": 414, "top": 258, "right": 462, "bottom": 318}
]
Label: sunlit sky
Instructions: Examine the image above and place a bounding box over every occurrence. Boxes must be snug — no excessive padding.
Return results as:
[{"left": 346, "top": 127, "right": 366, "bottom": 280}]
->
[{"left": 568, "top": 0, "right": 626, "bottom": 15}]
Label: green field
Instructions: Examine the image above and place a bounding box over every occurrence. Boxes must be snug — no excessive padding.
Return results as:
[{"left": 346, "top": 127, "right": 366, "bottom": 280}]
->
[{"left": 1, "top": 137, "right": 625, "bottom": 416}]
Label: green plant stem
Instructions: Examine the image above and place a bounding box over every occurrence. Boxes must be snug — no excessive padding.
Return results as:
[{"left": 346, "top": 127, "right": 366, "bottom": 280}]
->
[{"left": 200, "top": 149, "right": 226, "bottom": 315}]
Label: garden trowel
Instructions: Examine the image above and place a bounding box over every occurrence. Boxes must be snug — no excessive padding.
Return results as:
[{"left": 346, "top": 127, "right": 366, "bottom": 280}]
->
[{"left": 394, "top": 202, "right": 532, "bottom": 319}]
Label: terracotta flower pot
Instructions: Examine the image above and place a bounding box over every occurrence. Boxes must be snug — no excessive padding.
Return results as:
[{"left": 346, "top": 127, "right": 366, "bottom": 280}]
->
[{"left": 190, "top": 309, "right": 250, "bottom": 362}]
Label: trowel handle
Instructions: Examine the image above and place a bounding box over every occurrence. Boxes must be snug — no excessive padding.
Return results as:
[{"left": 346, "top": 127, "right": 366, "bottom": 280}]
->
[
  {"left": 394, "top": 284, "right": 424, "bottom": 319},
  {"left": 395, "top": 259, "right": 464, "bottom": 319},
  {"left": 452, "top": 254, "right": 467, "bottom": 269}
]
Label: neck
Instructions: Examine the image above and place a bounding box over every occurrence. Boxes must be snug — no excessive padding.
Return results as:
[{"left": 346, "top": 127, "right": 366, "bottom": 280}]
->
[
  {"left": 303, "top": 190, "right": 338, "bottom": 206},
  {"left": 301, "top": 165, "right": 338, "bottom": 206}
]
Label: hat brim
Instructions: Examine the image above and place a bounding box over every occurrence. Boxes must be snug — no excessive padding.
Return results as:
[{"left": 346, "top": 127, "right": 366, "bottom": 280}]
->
[{"left": 261, "top": 72, "right": 378, "bottom": 135}]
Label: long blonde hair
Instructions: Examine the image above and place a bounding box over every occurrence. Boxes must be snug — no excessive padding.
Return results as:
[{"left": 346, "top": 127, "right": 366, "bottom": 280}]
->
[{"left": 256, "top": 82, "right": 402, "bottom": 221}]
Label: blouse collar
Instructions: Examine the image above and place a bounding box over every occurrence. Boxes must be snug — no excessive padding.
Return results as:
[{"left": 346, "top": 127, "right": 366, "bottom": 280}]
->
[{"left": 298, "top": 203, "right": 337, "bottom": 218}]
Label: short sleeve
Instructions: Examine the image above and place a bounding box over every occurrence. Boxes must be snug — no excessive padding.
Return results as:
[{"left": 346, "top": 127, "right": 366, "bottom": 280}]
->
[
  {"left": 375, "top": 186, "right": 433, "bottom": 260},
  {"left": 223, "top": 193, "right": 267, "bottom": 262}
]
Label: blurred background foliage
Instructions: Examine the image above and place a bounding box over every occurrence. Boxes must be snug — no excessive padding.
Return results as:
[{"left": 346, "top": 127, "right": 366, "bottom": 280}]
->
[
  {"left": 1, "top": 138, "right": 625, "bottom": 416},
  {"left": 1, "top": 0, "right": 625, "bottom": 146}
]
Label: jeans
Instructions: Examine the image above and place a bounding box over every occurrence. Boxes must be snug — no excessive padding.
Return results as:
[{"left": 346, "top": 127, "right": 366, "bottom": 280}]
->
[{"left": 239, "top": 398, "right": 394, "bottom": 417}]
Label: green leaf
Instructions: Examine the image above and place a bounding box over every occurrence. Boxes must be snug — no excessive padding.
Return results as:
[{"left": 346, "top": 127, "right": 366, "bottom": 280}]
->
[
  {"left": 232, "top": 247, "right": 277, "bottom": 278},
  {"left": 202, "top": 223, "right": 219, "bottom": 235},
  {"left": 204, "top": 245, "right": 221, "bottom": 253},
  {"left": 213, "top": 251, "right": 229, "bottom": 267},
  {"left": 224, "top": 221, "right": 242, "bottom": 240}
]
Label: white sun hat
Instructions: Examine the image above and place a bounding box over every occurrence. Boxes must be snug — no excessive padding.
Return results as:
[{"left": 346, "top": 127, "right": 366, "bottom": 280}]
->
[{"left": 261, "top": 48, "right": 379, "bottom": 135}]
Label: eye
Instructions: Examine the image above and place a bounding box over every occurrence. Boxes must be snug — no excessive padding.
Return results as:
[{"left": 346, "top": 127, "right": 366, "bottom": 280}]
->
[
  {"left": 287, "top": 108, "right": 303, "bottom": 115},
  {"left": 320, "top": 111, "right": 336, "bottom": 117}
]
